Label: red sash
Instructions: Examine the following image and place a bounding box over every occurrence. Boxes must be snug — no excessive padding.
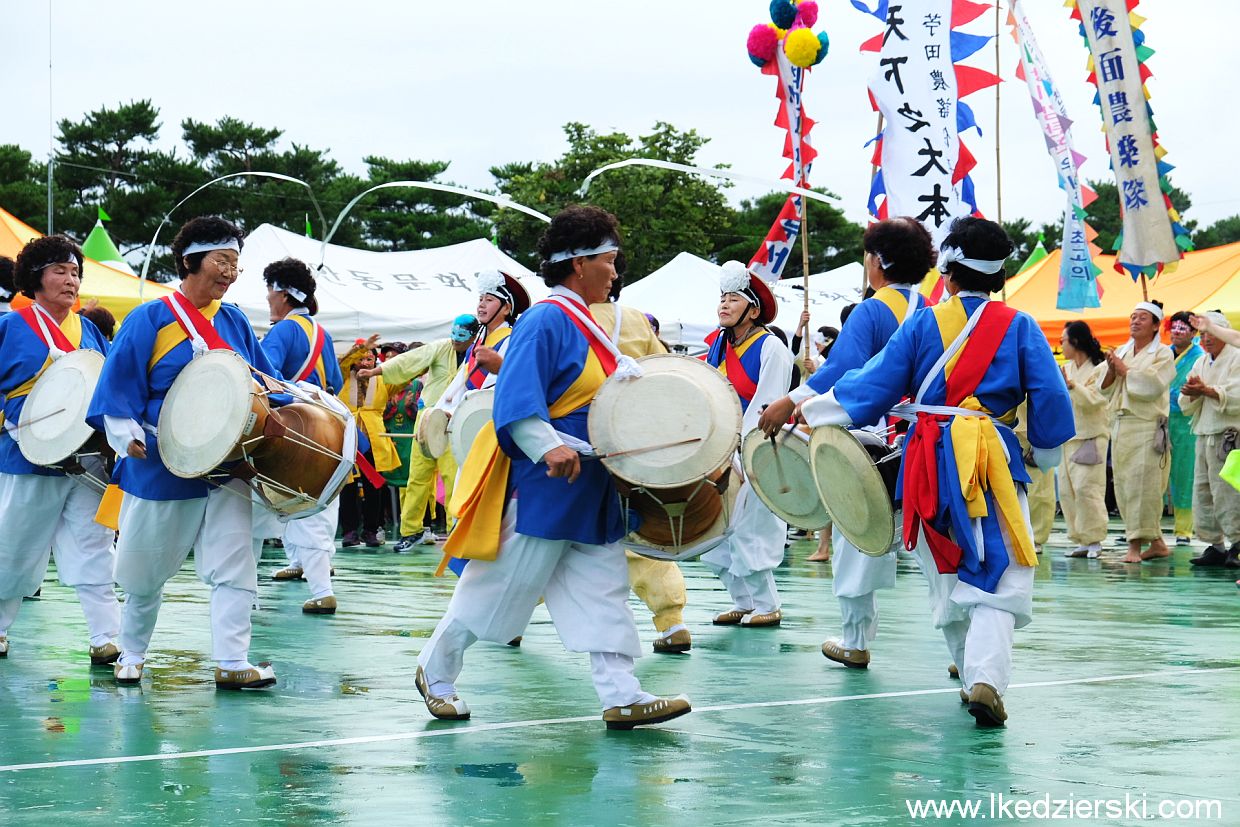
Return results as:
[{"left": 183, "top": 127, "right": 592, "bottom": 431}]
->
[
  {"left": 544, "top": 297, "right": 618, "bottom": 375},
  {"left": 702, "top": 329, "right": 760, "bottom": 404},
  {"left": 902, "top": 302, "right": 1017, "bottom": 572},
  {"left": 160, "top": 293, "right": 233, "bottom": 352},
  {"left": 17, "top": 305, "right": 76, "bottom": 353},
  {"left": 465, "top": 337, "right": 489, "bottom": 390},
  {"left": 295, "top": 318, "right": 328, "bottom": 383}
]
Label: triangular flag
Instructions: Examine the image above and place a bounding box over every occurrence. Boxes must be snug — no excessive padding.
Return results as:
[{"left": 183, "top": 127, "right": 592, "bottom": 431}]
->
[{"left": 97, "top": 206, "right": 111, "bottom": 222}]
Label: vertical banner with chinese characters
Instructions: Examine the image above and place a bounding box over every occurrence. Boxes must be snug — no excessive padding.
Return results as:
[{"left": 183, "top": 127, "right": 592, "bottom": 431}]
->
[
  {"left": 1074, "top": 0, "right": 1190, "bottom": 280},
  {"left": 856, "top": 0, "right": 998, "bottom": 243},
  {"left": 744, "top": 1, "right": 830, "bottom": 281},
  {"left": 1010, "top": 0, "right": 1101, "bottom": 311}
]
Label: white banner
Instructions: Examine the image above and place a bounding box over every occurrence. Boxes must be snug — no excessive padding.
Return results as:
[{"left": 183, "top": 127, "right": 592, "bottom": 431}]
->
[
  {"left": 231, "top": 224, "right": 545, "bottom": 349},
  {"left": 1078, "top": 0, "right": 1179, "bottom": 272},
  {"left": 1011, "top": 0, "right": 1100, "bottom": 310},
  {"left": 870, "top": 0, "right": 970, "bottom": 241}
]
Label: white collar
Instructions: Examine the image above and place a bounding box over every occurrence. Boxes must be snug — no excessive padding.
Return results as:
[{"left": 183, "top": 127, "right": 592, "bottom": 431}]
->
[
  {"left": 551, "top": 284, "right": 591, "bottom": 305},
  {"left": 1117, "top": 337, "right": 1162, "bottom": 359},
  {"left": 955, "top": 290, "right": 990, "bottom": 299},
  {"left": 289, "top": 307, "right": 312, "bottom": 319}
]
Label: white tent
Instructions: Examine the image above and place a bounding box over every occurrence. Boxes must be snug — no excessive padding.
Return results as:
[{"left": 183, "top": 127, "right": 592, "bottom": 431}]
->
[
  {"left": 622, "top": 252, "right": 865, "bottom": 351},
  {"left": 232, "top": 224, "right": 547, "bottom": 349}
]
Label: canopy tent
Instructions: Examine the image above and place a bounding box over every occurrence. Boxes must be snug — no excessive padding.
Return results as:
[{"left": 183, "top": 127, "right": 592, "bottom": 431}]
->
[
  {"left": 0, "top": 206, "right": 174, "bottom": 321},
  {"left": 1005, "top": 242, "right": 1240, "bottom": 347},
  {"left": 232, "top": 224, "right": 547, "bottom": 348},
  {"left": 621, "top": 252, "right": 865, "bottom": 350}
]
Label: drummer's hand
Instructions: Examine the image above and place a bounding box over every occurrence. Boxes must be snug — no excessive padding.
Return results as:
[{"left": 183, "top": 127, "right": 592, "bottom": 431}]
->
[
  {"left": 127, "top": 440, "right": 147, "bottom": 460},
  {"left": 758, "top": 396, "right": 796, "bottom": 436},
  {"left": 543, "top": 445, "right": 581, "bottom": 484},
  {"left": 474, "top": 346, "right": 503, "bottom": 373},
  {"left": 356, "top": 365, "right": 383, "bottom": 379},
  {"left": 793, "top": 402, "right": 807, "bottom": 426}
]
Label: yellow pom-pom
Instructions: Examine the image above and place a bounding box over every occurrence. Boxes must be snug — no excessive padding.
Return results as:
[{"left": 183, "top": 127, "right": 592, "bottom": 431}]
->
[
  {"left": 768, "top": 23, "right": 786, "bottom": 39},
  {"left": 784, "top": 27, "right": 820, "bottom": 68}
]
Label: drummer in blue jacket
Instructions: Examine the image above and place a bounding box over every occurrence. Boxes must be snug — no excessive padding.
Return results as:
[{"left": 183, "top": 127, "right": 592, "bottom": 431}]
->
[
  {"left": 86, "top": 216, "right": 282, "bottom": 691},
  {"left": 0, "top": 236, "right": 118, "bottom": 664}
]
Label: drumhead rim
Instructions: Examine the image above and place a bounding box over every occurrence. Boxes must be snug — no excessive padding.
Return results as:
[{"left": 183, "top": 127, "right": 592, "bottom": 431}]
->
[
  {"left": 808, "top": 425, "right": 896, "bottom": 556},
  {"left": 18, "top": 349, "right": 105, "bottom": 467},
  {"left": 157, "top": 351, "right": 258, "bottom": 478},
  {"left": 740, "top": 426, "right": 831, "bottom": 530}
]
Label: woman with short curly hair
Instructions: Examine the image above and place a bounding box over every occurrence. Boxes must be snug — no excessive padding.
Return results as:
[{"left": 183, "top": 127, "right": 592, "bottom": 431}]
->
[{"left": 0, "top": 235, "right": 118, "bottom": 664}]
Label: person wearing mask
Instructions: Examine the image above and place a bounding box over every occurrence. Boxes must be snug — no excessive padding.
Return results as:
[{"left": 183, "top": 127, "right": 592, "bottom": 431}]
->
[{"left": 1166, "top": 311, "right": 1203, "bottom": 545}]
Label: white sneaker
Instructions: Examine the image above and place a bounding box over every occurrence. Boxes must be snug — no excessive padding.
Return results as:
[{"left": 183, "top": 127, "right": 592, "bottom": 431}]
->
[
  {"left": 418, "top": 529, "right": 437, "bottom": 545},
  {"left": 0, "top": 636, "right": 8, "bottom": 657},
  {"left": 1086, "top": 544, "right": 1101, "bottom": 559}
]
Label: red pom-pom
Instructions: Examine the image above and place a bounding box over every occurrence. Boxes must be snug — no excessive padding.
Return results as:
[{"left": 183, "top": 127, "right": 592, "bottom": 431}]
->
[
  {"left": 797, "top": 0, "right": 819, "bottom": 27},
  {"left": 747, "top": 23, "right": 780, "bottom": 62}
]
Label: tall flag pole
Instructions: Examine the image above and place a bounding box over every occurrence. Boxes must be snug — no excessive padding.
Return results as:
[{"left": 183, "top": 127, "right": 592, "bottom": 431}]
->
[
  {"left": 856, "top": 0, "right": 998, "bottom": 247},
  {"left": 745, "top": 0, "right": 830, "bottom": 295},
  {"left": 1071, "top": 0, "right": 1191, "bottom": 298},
  {"left": 1009, "top": 0, "right": 1102, "bottom": 311}
]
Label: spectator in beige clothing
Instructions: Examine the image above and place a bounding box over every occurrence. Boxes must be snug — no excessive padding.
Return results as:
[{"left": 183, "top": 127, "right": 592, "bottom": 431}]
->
[
  {"left": 1059, "top": 321, "right": 1111, "bottom": 558},
  {"left": 1179, "top": 312, "right": 1240, "bottom": 569}
]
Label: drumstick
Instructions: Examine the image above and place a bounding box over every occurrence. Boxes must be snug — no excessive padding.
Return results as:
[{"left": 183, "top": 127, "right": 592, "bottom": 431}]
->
[
  {"left": 593, "top": 437, "right": 703, "bottom": 460},
  {"left": 13, "top": 408, "right": 66, "bottom": 430},
  {"left": 378, "top": 433, "right": 420, "bottom": 439},
  {"left": 768, "top": 433, "right": 791, "bottom": 494}
]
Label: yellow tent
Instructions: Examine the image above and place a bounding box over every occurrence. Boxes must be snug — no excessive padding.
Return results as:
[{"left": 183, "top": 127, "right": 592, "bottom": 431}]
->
[
  {"left": 1004, "top": 242, "right": 1240, "bottom": 348},
  {"left": 1, "top": 206, "right": 173, "bottom": 322}
]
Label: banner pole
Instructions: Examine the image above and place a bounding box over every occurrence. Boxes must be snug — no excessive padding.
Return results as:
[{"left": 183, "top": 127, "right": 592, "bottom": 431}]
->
[
  {"left": 996, "top": 1, "right": 1007, "bottom": 302},
  {"left": 865, "top": 112, "right": 884, "bottom": 298}
]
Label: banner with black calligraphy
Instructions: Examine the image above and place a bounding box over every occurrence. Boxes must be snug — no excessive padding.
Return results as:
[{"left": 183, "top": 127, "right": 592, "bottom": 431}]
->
[
  {"left": 1073, "top": 0, "right": 1190, "bottom": 280},
  {"left": 1010, "top": 0, "right": 1101, "bottom": 311},
  {"left": 855, "top": 0, "right": 998, "bottom": 243}
]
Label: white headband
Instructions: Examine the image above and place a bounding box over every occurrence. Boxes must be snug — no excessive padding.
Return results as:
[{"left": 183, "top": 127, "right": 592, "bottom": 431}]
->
[
  {"left": 1134, "top": 301, "right": 1164, "bottom": 322},
  {"left": 273, "top": 282, "right": 307, "bottom": 302},
  {"left": 0, "top": 285, "right": 12, "bottom": 301},
  {"left": 32, "top": 251, "right": 80, "bottom": 273},
  {"left": 547, "top": 239, "right": 619, "bottom": 264},
  {"left": 1204, "top": 311, "right": 1231, "bottom": 330},
  {"left": 938, "top": 245, "right": 1007, "bottom": 275},
  {"left": 182, "top": 238, "right": 241, "bottom": 257}
]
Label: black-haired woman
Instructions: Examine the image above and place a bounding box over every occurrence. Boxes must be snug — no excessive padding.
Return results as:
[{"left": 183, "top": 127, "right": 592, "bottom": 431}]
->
[
  {"left": 1059, "top": 321, "right": 1110, "bottom": 557},
  {"left": 802, "top": 217, "right": 1073, "bottom": 726},
  {"left": 87, "top": 216, "right": 283, "bottom": 690}
]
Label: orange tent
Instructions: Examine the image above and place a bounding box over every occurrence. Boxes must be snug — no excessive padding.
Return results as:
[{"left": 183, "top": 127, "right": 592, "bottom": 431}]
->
[
  {"left": 1005, "top": 243, "right": 1240, "bottom": 348},
  {"left": 1, "top": 206, "right": 173, "bottom": 322}
]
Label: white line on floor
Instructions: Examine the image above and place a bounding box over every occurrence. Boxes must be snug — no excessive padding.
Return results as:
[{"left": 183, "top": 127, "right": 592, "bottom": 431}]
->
[{"left": 1, "top": 665, "right": 1232, "bottom": 773}]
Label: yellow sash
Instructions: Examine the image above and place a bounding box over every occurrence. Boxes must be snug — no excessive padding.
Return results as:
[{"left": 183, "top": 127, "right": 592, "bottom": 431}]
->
[
  {"left": 712, "top": 327, "right": 765, "bottom": 379},
  {"left": 6, "top": 311, "right": 83, "bottom": 403},
  {"left": 931, "top": 298, "right": 1036, "bottom": 568},
  {"left": 147, "top": 300, "right": 222, "bottom": 372},
  {"left": 287, "top": 313, "right": 327, "bottom": 387},
  {"left": 438, "top": 345, "right": 608, "bottom": 574},
  {"left": 873, "top": 286, "right": 911, "bottom": 325}
]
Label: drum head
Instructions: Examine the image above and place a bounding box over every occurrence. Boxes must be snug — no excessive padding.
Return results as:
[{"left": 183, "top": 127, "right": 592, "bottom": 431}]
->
[
  {"left": 420, "top": 408, "right": 450, "bottom": 459},
  {"left": 158, "top": 351, "right": 258, "bottom": 478},
  {"left": 19, "top": 350, "right": 104, "bottom": 467},
  {"left": 808, "top": 426, "right": 896, "bottom": 556},
  {"left": 448, "top": 389, "right": 494, "bottom": 461},
  {"left": 588, "top": 354, "right": 742, "bottom": 488},
  {"left": 741, "top": 426, "right": 830, "bottom": 530}
]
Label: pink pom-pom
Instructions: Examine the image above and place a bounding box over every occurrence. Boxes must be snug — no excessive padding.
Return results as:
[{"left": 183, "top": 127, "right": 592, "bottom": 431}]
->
[
  {"left": 747, "top": 23, "right": 780, "bottom": 62},
  {"left": 796, "top": 0, "right": 819, "bottom": 27}
]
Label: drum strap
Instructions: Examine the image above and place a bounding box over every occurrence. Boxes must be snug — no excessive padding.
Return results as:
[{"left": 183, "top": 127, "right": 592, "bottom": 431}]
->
[
  {"left": 8, "top": 307, "right": 82, "bottom": 403},
  {"left": 160, "top": 292, "right": 231, "bottom": 356}
]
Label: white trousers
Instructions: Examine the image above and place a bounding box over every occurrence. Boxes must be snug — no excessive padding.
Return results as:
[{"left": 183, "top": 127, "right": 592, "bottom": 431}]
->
[
  {"left": 417, "top": 500, "right": 647, "bottom": 709},
  {"left": 831, "top": 527, "right": 898, "bottom": 650},
  {"left": 114, "top": 481, "right": 257, "bottom": 665},
  {"left": 907, "top": 495, "right": 1036, "bottom": 696},
  {"left": 701, "top": 479, "right": 786, "bottom": 613},
  {"left": 0, "top": 473, "right": 119, "bottom": 646},
  {"left": 283, "top": 501, "right": 340, "bottom": 598}
]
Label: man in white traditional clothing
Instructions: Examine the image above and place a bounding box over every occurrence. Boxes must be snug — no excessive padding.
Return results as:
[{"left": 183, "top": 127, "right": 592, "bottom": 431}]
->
[
  {"left": 1178, "top": 312, "right": 1240, "bottom": 569},
  {"left": 1102, "top": 301, "right": 1175, "bottom": 563}
]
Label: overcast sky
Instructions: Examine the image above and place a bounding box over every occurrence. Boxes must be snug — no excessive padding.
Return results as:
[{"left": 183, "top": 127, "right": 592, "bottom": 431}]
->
[{"left": 4, "top": 0, "right": 1235, "bottom": 241}]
